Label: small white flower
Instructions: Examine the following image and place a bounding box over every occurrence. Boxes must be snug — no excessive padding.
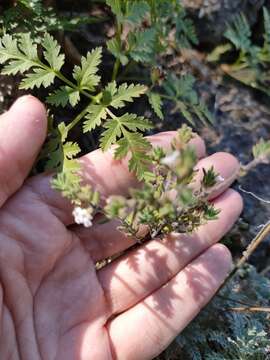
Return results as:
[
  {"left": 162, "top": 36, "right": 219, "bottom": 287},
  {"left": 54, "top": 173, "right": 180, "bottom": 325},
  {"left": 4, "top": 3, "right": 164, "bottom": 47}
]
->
[
  {"left": 161, "top": 151, "right": 179, "bottom": 167},
  {"left": 216, "top": 175, "right": 225, "bottom": 183},
  {"left": 72, "top": 206, "right": 93, "bottom": 228}
]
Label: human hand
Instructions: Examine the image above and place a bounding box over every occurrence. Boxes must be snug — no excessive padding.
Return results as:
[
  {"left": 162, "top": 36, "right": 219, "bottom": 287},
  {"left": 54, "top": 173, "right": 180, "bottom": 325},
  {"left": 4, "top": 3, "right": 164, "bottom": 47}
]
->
[{"left": 0, "top": 96, "right": 242, "bottom": 360}]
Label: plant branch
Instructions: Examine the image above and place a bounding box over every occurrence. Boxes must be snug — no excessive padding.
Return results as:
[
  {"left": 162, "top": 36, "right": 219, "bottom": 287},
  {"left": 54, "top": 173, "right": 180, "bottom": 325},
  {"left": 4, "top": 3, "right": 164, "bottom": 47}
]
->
[
  {"left": 220, "top": 221, "right": 270, "bottom": 290},
  {"left": 227, "top": 306, "right": 270, "bottom": 313}
]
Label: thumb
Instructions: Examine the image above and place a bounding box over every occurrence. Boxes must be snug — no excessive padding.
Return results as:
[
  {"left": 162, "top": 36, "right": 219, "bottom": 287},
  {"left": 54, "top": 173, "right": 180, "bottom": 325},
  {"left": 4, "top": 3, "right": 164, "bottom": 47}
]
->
[{"left": 0, "top": 95, "right": 47, "bottom": 207}]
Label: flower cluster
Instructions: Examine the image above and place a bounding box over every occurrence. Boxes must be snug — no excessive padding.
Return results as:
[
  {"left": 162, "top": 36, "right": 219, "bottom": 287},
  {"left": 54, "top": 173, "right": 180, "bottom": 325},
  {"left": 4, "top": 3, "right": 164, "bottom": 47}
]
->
[{"left": 72, "top": 206, "right": 94, "bottom": 228}]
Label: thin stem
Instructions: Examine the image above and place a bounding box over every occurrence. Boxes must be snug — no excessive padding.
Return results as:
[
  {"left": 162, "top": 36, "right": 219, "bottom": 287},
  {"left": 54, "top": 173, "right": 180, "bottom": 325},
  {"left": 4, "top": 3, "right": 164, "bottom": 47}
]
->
[
  {"left": 159, "top": 93, "right": 175, "bottom": 101},
  {"left": 118, "top": 59, "right": 136, "bottom": 81},
  {"left": 112, "top": 58, "right": 120, "bottom": 81},
  {"left": 226, "top": 306, "right": 270, "bottom": 313},
  {"left": 219, "top": 221, "right": 270, "bottom": 290},
  {"left": 239, "top": 185, "right": 270, "bottom": 204},
  {"left": 66, "top": 92, "right": 103, "bottom": 132},
  {"left": 240, "top": 158, "right": 261, "bottom": 174},
  {"left": 24, "top": 57, "right": 95, "bottom": 102},
  {"left": 106, "top": 108, "right": 117, "bottom": 119},
  {"left": 66, "top": 104, "right": 91, "bottom": 132},
  {"left": 111, "top": 21, "right": 122, "bottom": 81}
]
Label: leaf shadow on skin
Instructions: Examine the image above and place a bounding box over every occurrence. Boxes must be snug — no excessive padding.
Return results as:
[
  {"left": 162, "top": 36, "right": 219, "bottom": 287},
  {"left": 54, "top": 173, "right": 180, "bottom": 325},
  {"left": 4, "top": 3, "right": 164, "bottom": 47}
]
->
[
  {"left": 79, "top": 153, "right": 138, "bottom": 203},
  {"left": 101, "top": 230, "right": 220, "bottom": 321}
]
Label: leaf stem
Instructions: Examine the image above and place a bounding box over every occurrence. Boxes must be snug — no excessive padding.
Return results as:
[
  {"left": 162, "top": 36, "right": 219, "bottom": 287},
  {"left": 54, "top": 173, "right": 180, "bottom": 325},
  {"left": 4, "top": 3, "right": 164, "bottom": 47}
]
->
[
  {"left": 159, "top": 93, "right": 175, "bottom": 101},
  {"left": 111, "top": 21, "right": 122, "bottom": 81},
  {"left": 219, "top": 221, "right": 270, "bottom": 291},
  {"left": 112, "top": 58, "right": 120, "bottom": 81},
  {"left": 106, "top": 108, "right": 117, "bottom": 119},
  {"left": 66, "top": 104, "right": 91, "bottom": 132},
  {"left": 66, "top": 90, "right": 104, "bottom": 132}
]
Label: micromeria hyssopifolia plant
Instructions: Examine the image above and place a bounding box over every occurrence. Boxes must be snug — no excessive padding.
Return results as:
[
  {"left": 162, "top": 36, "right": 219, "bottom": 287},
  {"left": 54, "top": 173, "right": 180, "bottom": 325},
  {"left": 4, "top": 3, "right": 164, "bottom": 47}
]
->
[{"left": 53, "top": 125, "right": 223, "bottom": 241}]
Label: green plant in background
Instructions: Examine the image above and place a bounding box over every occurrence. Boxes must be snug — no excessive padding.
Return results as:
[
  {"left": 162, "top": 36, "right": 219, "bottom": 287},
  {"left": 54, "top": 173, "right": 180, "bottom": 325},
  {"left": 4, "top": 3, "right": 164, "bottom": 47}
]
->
[
  {"left": 106, "top": 0, "right": 213, "bottom": 125},
  {"left": 208, "top": 7, "right": 270, "bottom": 96},
  {"left": 0, "top": 0, "right": 104, "bottom": 39},
  {"left": 160, "top": 265, "right": 270, "bottom": 360}
]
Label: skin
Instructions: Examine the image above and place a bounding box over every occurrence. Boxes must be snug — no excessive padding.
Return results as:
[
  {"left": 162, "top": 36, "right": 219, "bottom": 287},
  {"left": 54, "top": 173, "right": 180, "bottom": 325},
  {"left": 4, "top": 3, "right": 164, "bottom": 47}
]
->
[{"left": 0, "top": 96, "right": 243, "bottom": 360}]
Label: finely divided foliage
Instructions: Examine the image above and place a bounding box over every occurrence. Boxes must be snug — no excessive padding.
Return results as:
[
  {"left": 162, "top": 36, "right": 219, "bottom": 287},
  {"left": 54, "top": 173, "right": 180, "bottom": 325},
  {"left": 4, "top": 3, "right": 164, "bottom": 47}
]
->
[
  {"left": 213, "top": 7, "right": 270, "bottom": 96},
  {"left": 105, "top": 0, "right": 209, "bottom": 125},
  {"left": 0, "top": 32, "right": 152, "bottom": 180}
]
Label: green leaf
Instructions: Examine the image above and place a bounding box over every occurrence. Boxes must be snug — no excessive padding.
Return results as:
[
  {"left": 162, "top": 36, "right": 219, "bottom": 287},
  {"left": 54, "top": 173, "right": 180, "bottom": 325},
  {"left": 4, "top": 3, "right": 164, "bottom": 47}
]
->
[
  {"left": 107, "top": 38, "right": 129, "bottom": 65},
  {"left": 1, "top": 59, "right": 34, "bottom": 75},
  {"left": 252, "top": 139, "right": 270, "bottom": 160},
  {"left": 0, "top": 34, "right": 20, "bottom": 63},
  {"left": 100, "top": 112, "right": 152, "bottom": 152},
  {"left": 100, "top": 118, "right": 122, "bottom": 151},
  {"left": 128, "top": 28, "right": 156, "bottom": 63},
  {"left": 206, "top": 44, "right": 233, "bottom": 63},
  {"left": 19, "top": 33, "right": 38, "bottom": 60},
  {"left": 115, "top": 133, "right": 152, "bottom": 179},
  {"left": 125, "top": 1, "right": 150, "bottom": 25},
  {"left": 58, "top": 122, "right": 69, "bottom": 142},
  {"left": 175, "top": 7, "right": 198, "bottom": 48},
  {"left": 163, "top": 74, "right": 213, "bottom": 126},
  {"left": 106, "top": 0, "right": 123, "bottom": 21},
  {"left": 263, "top": 7, "right": 270, "bottom": 47},
  {"left": 102, "top": 81, "right": 118, "bottom": 105},
  {"left": 64, "top": 142, "right": 81, "bottom": 159},
  {"left": 83, "top": 104, "right": 108, "bottom": 132},
  {"left": 0, "top": 33, "right": 38, "bottom": 75},
  {"left": 73, "top": 47, "right": 102, "bottom": 91},
  {"left": 117, "top": 113, "right": 153, "bottom": 132},
  {"left": 225, "top": 14, "right": 251, "bottom": 52},
  {"left": 110, "top": 83, "right": 147, "bottom": 109},
  {"left": 148, "top": 92, "right": 164, "bottom": 119},
  {"left": 106, "top": 0, "right": 149, "bottom": 26},
  {"left": 47, "top": 86, "right": 80, "bottom": 107},
  {"left": 39, "top": 119, "right": 81, "bottom": 174},
  {"left": 19, "top": 68, "right": 55, "bottom": 89},
  {"left": 42, "top": 33, "right": 65, "bottom": 71}
]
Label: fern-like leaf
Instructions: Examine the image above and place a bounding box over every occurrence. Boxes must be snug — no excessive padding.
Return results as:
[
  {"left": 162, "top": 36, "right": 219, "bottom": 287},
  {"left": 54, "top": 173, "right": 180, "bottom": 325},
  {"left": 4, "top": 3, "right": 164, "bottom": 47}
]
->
[
  {"left": 107, "top": 38, "right": 129, "bottom": 65},
  {"left": 47, "top": 86, "right": 80, "bottom": 107},
  {"left": 225, "top": 14, "right": 251, "bottom": 52},
  {"left": 110, "top": 82, "right": 147, "bottom": 108},
  {"left": 263, "top": 7, "right": 270, "bottom": 48},
  {"left": 73, "top": 47, "right": 102, "bottom": 91},
  {"left": 0, "top": 33, "right": 37, "bottom": 74},
  {"left": 115, "top": 133, "right": 152, "bottom": 179},
  {"left": 100, "top": 113, "right": 152, "bottom": 151},
  {"left": 42, "top": 33, "right": 65, "bottom": 71},
  {"left": 163, "top": 74, "right": 213, "bottom": 126},
  {"left": 83, "top": 105, "right": 108, "bottom": 132},
  {"left": 20, "top": 68, "right": 55, "bottom": 89},
  {"left": 128, "top": 28, "right": 156, "bottom": 63},
  {"left": 252, "top": 139, "right": 270, "bottom": 161},
  {"left": 148, "top": 92, "right": 164, "bottom": 119}
]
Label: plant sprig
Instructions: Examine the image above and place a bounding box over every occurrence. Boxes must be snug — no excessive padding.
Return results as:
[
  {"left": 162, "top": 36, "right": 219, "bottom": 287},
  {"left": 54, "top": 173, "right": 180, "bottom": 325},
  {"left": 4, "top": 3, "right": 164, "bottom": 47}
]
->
[{"left": 0, "top": 32, "right": 153, "bottom": 182}]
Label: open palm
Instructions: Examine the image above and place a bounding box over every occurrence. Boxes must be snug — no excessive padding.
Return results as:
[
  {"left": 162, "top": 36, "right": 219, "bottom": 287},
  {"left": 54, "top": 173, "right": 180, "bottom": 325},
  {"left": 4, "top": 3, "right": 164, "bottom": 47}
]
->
[{"left": 0, "top": 96, "right": 242, "bottom": 360}]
